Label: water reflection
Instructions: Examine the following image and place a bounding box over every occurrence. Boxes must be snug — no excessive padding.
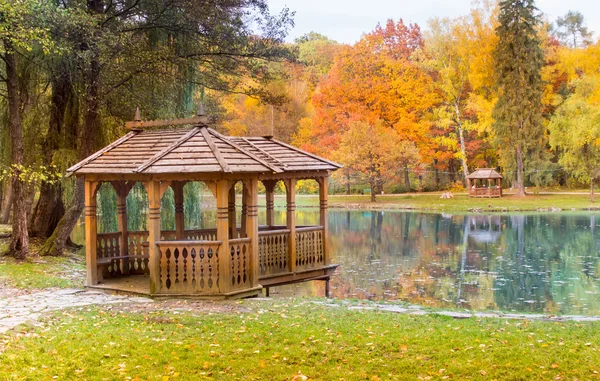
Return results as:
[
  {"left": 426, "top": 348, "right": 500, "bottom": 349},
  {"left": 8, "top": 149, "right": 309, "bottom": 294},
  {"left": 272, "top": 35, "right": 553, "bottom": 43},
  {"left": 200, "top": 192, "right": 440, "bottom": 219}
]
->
[{"left": 72, "top": 209, "right": 600, "bottom": 315}]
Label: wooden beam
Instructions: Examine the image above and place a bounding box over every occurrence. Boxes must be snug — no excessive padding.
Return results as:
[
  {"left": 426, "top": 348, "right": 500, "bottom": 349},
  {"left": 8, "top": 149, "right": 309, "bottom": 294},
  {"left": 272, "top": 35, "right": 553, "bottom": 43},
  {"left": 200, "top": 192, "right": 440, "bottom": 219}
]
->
[
  {"left": 200, "top": 127, "right": 232, "bottom": 173},
  {"left": 125, "top": 115, "right": 211, "bottom": 130},
  {"left": 216, "top": 179, "right": 231, "bottom": 293},
  {"left": 318, "top": 176, "right": 329, "bottom": 266},
  {"left": 284, "top": 178, "right": 297, "bottom": 273},
  {"left": 84, "top": 180, "right": 100, "bottom": 285},
  {"left": 144, "top": 180, "right": 162, "bottom": 294},
  {"left": 244, "top": 177, "right": 260, "bottom": 287}
]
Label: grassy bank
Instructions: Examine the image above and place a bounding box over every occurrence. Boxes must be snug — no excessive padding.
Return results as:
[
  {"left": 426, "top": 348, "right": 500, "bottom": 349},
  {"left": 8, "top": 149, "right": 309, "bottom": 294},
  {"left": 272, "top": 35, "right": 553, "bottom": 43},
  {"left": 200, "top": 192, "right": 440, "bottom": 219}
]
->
[
  {"left": 271, "top": 192, "right": 600, "bottom": 213},
  {"left": 0, "top": 235, "right": 85, "bottom": 289},
  {"left": 1, "top": 300, "right": 599, "bottom": 380}
]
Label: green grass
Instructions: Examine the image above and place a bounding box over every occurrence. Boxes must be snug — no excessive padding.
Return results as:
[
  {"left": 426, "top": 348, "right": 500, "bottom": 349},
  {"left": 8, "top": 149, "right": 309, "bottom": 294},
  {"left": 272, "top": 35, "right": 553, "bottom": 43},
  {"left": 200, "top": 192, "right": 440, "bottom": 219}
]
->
[
  {"left": 0, "top": 250, "right": 84, "bottom": 289},
  {"left": 269, "top": 193, "right": 600, "bottom": 213},
  {"left": 1, "top": 300, "right": 600, "bottom": 380}
]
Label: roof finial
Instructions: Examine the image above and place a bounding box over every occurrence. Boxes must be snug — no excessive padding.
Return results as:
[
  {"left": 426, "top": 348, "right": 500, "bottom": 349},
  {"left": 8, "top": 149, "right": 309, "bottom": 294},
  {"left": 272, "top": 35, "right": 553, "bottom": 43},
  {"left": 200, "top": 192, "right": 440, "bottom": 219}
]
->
[
  {"left": 134, "top": 107, "right": 141, "bottom": 121},
  {"left": 197, "top": 102, "right": 205, "bottom": 117}
]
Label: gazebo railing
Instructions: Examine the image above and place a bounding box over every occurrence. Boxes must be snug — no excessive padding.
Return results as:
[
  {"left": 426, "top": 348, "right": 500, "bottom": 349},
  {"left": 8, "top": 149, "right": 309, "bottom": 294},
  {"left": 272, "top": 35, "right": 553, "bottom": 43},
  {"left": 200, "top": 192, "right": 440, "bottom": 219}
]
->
[
  {"left": 156, "top": 240, "right": 222, "bottom": 294},
  {"left": 258, "top": 229, "right": 290, "bottom": 277},
  {"left": 469, "top": 187, "right": 502, "bottom": 197},
  {"left": 97, "top": 224, "right": 328, "bottom": 291},
  {"left": 229, "top": 238, "right": 252, "bottom": 292},
  {"left": 295, "top": 226, "right": 325, "bottom": 271}
]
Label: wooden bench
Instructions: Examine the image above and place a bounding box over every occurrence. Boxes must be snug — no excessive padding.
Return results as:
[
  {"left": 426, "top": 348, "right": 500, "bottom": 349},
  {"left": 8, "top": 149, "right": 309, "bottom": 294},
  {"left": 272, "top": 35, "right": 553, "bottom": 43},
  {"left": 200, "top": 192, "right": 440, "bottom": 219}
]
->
[{"left": 97, "top": 254, "right": 150, "bottom": 282}]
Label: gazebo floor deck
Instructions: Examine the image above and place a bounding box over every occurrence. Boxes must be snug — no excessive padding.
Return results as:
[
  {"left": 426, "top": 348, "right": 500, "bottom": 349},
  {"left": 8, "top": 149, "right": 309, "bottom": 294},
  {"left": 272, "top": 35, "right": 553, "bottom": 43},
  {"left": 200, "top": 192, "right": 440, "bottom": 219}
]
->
[
  {"left": 88, "top": 275, "right": 151, "bottom": 296},
  {"left": 87, "top": 265, "right": 339, "bottom": 298}
]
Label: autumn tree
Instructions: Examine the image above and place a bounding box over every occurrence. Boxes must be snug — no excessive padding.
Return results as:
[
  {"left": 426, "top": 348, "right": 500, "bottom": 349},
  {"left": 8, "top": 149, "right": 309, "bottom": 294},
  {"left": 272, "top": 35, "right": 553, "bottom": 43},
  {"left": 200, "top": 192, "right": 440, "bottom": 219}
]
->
[
  {"left": 492, "top": 0, "right": 545, "bottom": 196},
  {"left": 549, "top": 76, "right": 600, "bottom": 201},
  {"left": 424, "top": 3, "right": 499, "bottom": 187},
  {"left": 305, "top": 19, "right": 436, "bottom": 161},
  {"left": 335, "top": 121, "right": 420, "bottom": 201}
]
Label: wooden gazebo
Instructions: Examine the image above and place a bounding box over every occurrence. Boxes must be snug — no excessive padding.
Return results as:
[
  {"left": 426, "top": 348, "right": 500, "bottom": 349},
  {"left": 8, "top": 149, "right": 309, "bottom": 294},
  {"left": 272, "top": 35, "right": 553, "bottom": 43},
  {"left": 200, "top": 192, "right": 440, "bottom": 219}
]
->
[
  {"left": 467, "top": 168, "right": 503, "bottom": 198},
  {"left": 67, "top": 112, "right": 341, "bottom": 298}
]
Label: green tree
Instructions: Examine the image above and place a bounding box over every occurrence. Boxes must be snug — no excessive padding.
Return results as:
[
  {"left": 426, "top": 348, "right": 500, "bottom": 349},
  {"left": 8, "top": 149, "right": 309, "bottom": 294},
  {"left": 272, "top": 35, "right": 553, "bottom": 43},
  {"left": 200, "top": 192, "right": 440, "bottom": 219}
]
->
[
  {"left": 549, "top": 76, "right": 600, "bottom": 201},
  {"left": 492, "top": 0, "right": 545, "bottom": 197},
  {"left": 334, "top": 121, "right": 420, "bottom": 202},
  {"left": 0, "top": 0, "right": 56, "bottom": 259},
  {"left": 554, "top": 11, "right": 593, "bottom": 48},
  {"left": 39, "top": 0, "right": 294, "bottom": 257}
]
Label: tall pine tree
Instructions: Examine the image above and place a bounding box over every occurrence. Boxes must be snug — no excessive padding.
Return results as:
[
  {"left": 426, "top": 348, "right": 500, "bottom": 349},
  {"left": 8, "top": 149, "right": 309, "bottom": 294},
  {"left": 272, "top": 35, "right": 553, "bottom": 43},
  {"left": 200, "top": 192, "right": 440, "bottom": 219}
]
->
[{"left": 492, "top": 0, "right": 544, "bottom": 197}]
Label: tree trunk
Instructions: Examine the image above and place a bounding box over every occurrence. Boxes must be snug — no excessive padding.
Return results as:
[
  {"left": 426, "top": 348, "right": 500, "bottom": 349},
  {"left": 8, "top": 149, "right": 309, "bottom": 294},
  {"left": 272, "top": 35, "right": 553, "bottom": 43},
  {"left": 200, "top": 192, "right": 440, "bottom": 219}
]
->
[
  {"left": 591, "top": 179, "right": 595, "bottom": 203},
  {"left": 370, "top": 180, "right": 376, "bottom": 202},
  {"left": 4, "top": 44, "right": 29, "bottom": 259},
  {"left": 0, "top": 182, "right": 12, "bottom": 224},
  {"left": 30, "top": 60, "right": 71, "bottom": 237},
  {"left": 30, "top": 182, "right": 65, "bottom": 237},
  {"left": 515, "top": 146, "right": 526, "bottom": 197},
  {"left": 346, "top": 172, "right": 350, "bottom": 195},
  {"left": 455, "top": 103, "right": 470, "bottom": 186},
  {"left": 403, "top": 164, "right": 411, "bottom": 192}
]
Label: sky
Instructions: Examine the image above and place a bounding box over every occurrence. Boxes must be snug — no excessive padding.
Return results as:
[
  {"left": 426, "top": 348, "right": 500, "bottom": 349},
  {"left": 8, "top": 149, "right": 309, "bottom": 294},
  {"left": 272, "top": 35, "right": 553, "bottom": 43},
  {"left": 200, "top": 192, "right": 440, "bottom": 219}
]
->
[{"left": 267, "top": 0, "right": 600, "bottom": 44}]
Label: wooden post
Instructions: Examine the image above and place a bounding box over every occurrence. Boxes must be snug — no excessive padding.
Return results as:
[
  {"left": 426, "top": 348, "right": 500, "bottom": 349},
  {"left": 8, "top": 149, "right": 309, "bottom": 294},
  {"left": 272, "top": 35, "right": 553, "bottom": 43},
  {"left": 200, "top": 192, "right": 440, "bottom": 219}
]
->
[
  {"left": 245, "top": 177, "right": 259, "bottom": 286},
  {"left": 487, "top": 179, "right": 491, "bottom": 198},
  {"left": 284, "top": 178, "right": 297, "bottom": 273},
  {"left": 84, "top": 179, "right": 99, "bottom": 285},
  {"left": 145, "top": 180, "right": 162, "bottom": 294},
  {"left": 318, "top": 176, "right": 329, "bottom": 265},
  {"left": 228, "top": 185, "right": 237, "bottom": 239},
  {"left": 241, "top": 183, "right": 247, "bottom": 238},
  {"left": 173, "top": 181, "right": 185, "bottom": 239},
  {"left": 264, "top": 180, "right": 276, "bottom": 228},
  {"left": 115, "top": 181, "right": 130, "bottom": 275},
  {"left": 216, "top": 179, "right": 231, "bottom": 294},
  {"left": 499, "top": 178, "right": 503, "bottom": 197}
]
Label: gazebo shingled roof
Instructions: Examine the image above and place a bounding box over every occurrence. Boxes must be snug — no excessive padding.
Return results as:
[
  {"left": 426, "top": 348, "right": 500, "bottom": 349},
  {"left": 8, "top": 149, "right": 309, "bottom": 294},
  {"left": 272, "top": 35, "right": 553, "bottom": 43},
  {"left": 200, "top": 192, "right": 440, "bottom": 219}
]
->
[
  {"left": 67, "top": 125, "right": 341, "bottom": 175},
  {"left": 467, "top": 168, "right": 503, "bottom": 180}
]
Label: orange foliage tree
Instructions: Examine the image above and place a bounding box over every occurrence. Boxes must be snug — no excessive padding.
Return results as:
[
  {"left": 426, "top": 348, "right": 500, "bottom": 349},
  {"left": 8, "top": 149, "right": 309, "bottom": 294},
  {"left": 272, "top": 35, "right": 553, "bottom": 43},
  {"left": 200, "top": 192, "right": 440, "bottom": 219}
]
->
[{"left": 302, "top": 19, "right": 438, "bottom": 167}]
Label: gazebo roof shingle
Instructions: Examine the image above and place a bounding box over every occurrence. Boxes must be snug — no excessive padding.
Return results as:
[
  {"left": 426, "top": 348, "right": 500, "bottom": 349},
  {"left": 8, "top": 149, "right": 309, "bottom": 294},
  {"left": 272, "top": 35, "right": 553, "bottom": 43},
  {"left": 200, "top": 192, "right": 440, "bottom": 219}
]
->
[
  {"left": 67, "top": 125, "right": 342, "bottom": 175},
  {"left": 467, "top": 168, "right": 503, "bottom": 180}
]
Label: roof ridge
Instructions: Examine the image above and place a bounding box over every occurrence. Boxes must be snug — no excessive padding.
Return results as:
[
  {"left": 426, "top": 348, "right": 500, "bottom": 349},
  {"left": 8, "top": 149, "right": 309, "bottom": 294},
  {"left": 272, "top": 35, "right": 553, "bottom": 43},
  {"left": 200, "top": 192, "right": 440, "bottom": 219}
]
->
[
  {"left": 209, "top": 129, "right": 283, "bottom": 173},
  {"left": 67, "top": 130, "right": 139, "bottom": 174},
  {"left": 269, "top": 138, "right": 343, "bottom": 169},
  {"left": 134, "top": 127, "right": 202, "bottom": 173},
  {"left": 201, "top": 127, "right": 232, "bottom": 173}
]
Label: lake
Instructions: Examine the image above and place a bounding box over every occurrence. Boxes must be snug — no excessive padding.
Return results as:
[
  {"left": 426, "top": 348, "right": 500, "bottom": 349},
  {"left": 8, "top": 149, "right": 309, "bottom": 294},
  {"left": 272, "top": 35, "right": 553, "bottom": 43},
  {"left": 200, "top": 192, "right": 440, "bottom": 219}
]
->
[{"left": 73, "top": 209, "right": 600, "bottom": 315}]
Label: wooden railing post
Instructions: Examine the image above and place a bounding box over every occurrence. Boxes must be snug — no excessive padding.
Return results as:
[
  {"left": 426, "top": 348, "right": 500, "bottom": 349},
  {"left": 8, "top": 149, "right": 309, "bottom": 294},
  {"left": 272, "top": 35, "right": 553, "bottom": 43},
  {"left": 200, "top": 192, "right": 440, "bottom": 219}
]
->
[
  {"left": 284, "top": 178, "right": 297, "bottom": 273},
  {"left": 173, "top": 181, "right": 185, "bottom": 240},
  {"left": 145, "top": 180, "right": 162, "bottom": 294},
  {"left": 244, "top": 177, "right": 259, "bottom": 286},
  {"left": 264, "top": 180, "right": 276, "bottom": 228},
  {"left": 216, "top": 180, "right": 231, "bottom": 293},
  {"left": 318, "top": 176, "right": 329, "bottom": 265},
  {"left": 84, "top": 179, "right": 99, "bottom": 285}
]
